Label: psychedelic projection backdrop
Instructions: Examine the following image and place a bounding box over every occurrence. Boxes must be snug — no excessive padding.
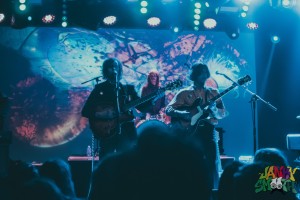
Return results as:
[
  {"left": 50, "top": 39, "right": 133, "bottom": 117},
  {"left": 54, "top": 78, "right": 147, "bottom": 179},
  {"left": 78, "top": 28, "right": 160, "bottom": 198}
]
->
[{"left": 0, "top": 27, "right": 256, "bottom": 162}]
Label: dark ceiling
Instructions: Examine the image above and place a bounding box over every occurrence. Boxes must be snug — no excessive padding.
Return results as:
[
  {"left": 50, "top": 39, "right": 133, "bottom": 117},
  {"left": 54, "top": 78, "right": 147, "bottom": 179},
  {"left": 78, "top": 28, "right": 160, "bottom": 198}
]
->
[{"left": 0, "top": 0, "right": 298, "bottom": 34}]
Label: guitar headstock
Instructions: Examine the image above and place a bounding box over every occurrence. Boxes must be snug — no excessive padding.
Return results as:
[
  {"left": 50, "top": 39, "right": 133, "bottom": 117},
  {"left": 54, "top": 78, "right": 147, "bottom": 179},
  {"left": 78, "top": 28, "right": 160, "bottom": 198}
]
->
[
  {"left": 237, "top": 75, "right": 251, "bottom": 86},
  {"left": 165, "top": 79, "right": 183, "bottom": 90}
]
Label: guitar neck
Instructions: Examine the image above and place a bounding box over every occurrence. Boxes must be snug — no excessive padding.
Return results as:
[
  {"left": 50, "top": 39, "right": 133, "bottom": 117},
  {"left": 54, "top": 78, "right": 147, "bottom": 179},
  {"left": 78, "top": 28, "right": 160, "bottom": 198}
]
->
[
  {"left": 123, "top": 90, "right": 163, "bottom": 112},
  {"left": 201, "top": 82, "right": 238, "bottom": 109}
]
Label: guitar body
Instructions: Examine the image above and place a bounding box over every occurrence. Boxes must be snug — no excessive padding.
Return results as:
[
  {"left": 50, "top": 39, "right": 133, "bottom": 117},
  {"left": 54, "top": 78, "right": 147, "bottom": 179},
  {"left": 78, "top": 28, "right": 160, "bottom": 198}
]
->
[
  {"left": 89, "top": 105, "right": 134, "bottom": 139},
  {"left": 170, "top": 98, "right": 211, "bottom": 135},
  {"left": 169, "top": 75, "right": 252, "bottom": 136},
  {"left": 89, "top": 79, "right": 183, "bottom": 139}
]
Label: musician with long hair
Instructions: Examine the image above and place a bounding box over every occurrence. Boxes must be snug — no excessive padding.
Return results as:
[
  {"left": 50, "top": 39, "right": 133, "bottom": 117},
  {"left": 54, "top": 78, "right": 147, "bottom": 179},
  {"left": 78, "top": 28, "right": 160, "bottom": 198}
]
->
[
  {"left": 140, "top": 70, "right": 166, "bottom": 120},
  {"left": 81, "top": 58, "right": 140, "bottom": 158},
  {"left": 165, "top": 63, "right": 227, "bottom": 189}
]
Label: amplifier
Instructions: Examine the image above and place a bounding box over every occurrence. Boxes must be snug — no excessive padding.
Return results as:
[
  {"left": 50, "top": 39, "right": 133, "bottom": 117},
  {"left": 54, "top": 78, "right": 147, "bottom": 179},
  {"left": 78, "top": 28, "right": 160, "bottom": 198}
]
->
[{"left": 286, "top": 133, "right": 300, "bottom": 150}]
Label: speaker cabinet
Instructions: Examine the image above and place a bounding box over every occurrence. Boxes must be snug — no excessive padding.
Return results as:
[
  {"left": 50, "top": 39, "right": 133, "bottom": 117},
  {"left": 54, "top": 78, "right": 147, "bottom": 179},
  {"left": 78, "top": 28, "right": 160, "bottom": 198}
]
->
[{"left": 286, "top": 133, "right": 300, "bottom": 150}]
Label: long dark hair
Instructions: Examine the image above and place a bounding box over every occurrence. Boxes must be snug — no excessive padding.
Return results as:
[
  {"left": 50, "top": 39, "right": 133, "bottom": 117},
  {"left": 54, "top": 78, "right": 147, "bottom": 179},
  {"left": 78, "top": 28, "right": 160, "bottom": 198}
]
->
[
  {"left": 102, "top": 58, "right": 123, "bottom": 80},
  {"left": 146, "top": 70, "right": 160, "bottom": 88},
  {"left": 189, "top": 63, "right": 210, "bottom": 81}
]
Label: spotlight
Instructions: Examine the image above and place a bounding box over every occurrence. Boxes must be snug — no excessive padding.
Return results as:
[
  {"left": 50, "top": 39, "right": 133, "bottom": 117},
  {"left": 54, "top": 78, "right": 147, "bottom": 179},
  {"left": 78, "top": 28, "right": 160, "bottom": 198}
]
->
[
  {"left": 0, "top": 13, "right": 5, "bottom": 23},
  {"left": 19, "top": 4, "right": 26, "bottom": 11},
  {"left": 282, "top": 0, "right": 296, "bottom": 8},
  {"left": 147, "top": 17, "right": 160, "bottom": 27},
  {"left": 225, "top": 21, "right": 240, "bottom": 40},
  {"left": 171, "top": 26, "right": 182, "bottom": 33},
  {"left": 246, "top": 22, "right": 258, "bottom": 30},
  {"left": 141, "top": 1, "right": 148, "bottom": 7},
  {"left": 203, "top": 18, "right": 217, "bottom": 29},
  {"left": 62, "top": 21, "right": 67, "bottom": 27},
  {"left": 173, "top": 27, "right": 179, "bottom": 32},
  {"left": 194, "top": 20, "right": 200, "bottom": 26},
  {"left": 271, "top": 35, "right": 280, "bottom": 43},
  {"left": 195, "top": 2, "right": 201, "bottom": 8},
  {"left": 140, "top": 7, "right": 147, "bottom": 14},
  {"left": 103, "top": 16, "right": 117, "bottom": 25},
  {"left": 240, "top": 12, "right": 247, "bottom": 17},
  {"left": 226, "top": 28, "right": 240, "bottom": 40},
  {"left": 194, "top": 8, "right": 201, "bottom": 14},
  {"left": 42, "top": 14, "right": 55, "bottom": 24}
]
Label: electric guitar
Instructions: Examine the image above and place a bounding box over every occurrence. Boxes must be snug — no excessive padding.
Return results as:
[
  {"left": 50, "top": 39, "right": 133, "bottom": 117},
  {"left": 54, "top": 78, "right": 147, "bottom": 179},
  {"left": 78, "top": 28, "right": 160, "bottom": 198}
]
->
[
  {"left": 90, "top": 79, "right": 182, "bottom": 139},
  {"left": 171, "top": 75, "right": 251, "bottom": 135}
]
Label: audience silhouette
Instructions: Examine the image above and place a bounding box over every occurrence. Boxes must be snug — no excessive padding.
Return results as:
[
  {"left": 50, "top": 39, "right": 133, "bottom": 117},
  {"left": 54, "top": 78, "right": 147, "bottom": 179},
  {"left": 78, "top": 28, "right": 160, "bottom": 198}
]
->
[
  {"left": 39, "top": 159, "right": 77, "bottom": 199},
  {"left": 89, "top": 120, "right": 212, "bottom": 200}
]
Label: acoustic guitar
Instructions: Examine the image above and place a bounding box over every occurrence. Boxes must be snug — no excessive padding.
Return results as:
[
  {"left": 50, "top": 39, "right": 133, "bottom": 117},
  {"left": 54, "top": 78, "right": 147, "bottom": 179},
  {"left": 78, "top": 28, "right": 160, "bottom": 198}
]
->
[{"left": 90, "top": 79, "right": 183, "bottom": 139}]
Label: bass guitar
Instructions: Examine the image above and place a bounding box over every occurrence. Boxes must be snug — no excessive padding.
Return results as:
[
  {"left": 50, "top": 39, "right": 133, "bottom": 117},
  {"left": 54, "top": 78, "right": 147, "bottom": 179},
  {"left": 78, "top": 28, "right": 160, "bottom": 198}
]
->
[
  {"left": 90, "top": 79, "right": 183, "bottom": 139},
  {"left": 171, "top": 75, "right": 251, "bottom": 135}
]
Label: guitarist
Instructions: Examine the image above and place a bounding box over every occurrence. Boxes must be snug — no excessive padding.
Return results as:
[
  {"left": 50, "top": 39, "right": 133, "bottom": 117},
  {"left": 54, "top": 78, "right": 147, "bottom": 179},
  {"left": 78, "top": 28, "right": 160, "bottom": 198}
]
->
[
  {"left": 140, "top": 70, "right": 166, "bottom": 120},
  {"left": 165, "top": 63, "right": 227, "bottom": 189},
  {"left": 81, "top": 58, "right": 141, "bottom": 158}
]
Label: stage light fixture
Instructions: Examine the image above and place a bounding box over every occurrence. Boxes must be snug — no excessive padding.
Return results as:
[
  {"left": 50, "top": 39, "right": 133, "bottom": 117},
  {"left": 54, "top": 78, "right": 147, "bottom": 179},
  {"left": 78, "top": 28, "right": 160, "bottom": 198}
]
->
[
  {"left": 194, "top": 8, "right": 201, "bottom": 14},
  {"left": 282, "top": 0, "right": 295, "bottom": 8},
  {"left": 271, "top": 35, "right": 280, "bottom": 43},
  {"left": 225, "top": 27, "right": 240, "bottom": 40},
  {"left": 195, "top": 2, "right": 201, "bottom": 9},
  {"left": 0, "top": 14, "right": 5, "bottom": 23},
  {"left": 246, "top": 22, "right": 258, "bottom": 30},
  {"left": 140, "top": 7, "right": 147, "bottom": 14},
  {"left": 147, "top": 17, "right": 160, "bottom": 27},
  {"left": 19, "top": 4, "right": 26, "bottom": 11},
  {"left": 171, "top": 26, "right": 182, "bottom": 33},
  {"left": 42, "top": 14, "right": 55, "bottom": 24},
  {"left": 62, "top": 21, "right": 67, "bottom": 27},
  {"left": 203, "top": 18, "right": 217, "bottom": 29},
  {"left": 141, "top": 1, "right": 148, "bottom": 7},
  {"left": 103, "top": 16, "right": 117, "bottom": 25},
  {"left": 241, "top": 12, "right": 247, "bottom": 17},
  {"left": 194, "top": 14, "right": 200, "bottom": 20},
  {"left": 173, "top": 27, "right": 179, "bottom": 32},
  {"left": 242, "top": 5, "right": 249, "bottom": 11}
]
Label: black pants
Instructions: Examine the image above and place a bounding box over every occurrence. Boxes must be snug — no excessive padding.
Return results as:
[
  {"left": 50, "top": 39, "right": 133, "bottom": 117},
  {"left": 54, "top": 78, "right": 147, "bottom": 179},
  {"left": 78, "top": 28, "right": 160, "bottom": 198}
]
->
[
  {"left": 172, "top": 122, "right": 218, "bottom": 190},
  {"left": 194, "top": 123, "right": 219, "bottom": 189},
  {"left": 98, "top": 121, "right": 137, "bottom": 159}
]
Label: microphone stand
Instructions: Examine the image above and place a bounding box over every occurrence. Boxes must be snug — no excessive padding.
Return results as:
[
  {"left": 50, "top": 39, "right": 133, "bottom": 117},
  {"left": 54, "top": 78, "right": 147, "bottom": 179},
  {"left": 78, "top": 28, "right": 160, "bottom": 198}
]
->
[
  {"left": 81, "top": 76, "right": 103, "bottom": 84},
  {"left": 115, "top": 73, "right": 121, "bottom": 135},
  {"left": 217, "top": 73, "right": 277, "bottom": 154}
]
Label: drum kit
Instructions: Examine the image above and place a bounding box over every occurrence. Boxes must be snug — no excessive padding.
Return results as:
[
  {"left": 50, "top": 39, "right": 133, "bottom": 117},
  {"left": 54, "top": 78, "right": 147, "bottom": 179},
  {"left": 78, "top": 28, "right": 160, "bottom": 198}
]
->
[{"left": 135, "top": 112, "right": 171, "bottom": 135}]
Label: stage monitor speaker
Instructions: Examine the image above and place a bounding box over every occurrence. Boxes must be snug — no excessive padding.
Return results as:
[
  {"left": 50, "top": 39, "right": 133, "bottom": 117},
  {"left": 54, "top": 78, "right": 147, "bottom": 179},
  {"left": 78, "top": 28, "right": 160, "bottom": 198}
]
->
[
  {"left": 68, "top": 156, "right": 99, "bottom": 198},
  {"left": 286, "top": 133, "right": 300, "bottom": 150},
  {"left": 220, "top": 155, "right": 235, "bottom": 169}
]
